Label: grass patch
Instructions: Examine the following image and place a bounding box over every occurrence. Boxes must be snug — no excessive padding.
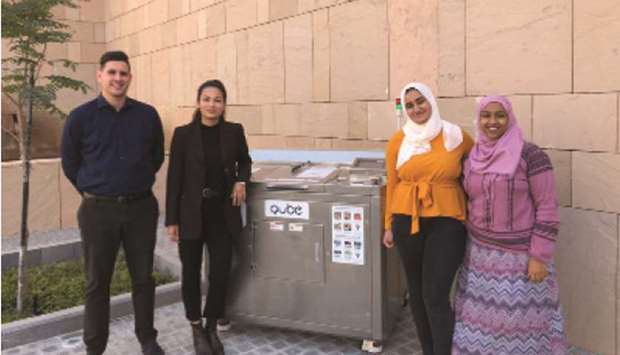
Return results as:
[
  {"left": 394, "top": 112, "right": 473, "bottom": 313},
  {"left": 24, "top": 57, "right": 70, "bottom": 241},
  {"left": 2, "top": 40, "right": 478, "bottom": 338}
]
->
[{"left": 2, "top": 253, "right": 176, "bottom": 323}]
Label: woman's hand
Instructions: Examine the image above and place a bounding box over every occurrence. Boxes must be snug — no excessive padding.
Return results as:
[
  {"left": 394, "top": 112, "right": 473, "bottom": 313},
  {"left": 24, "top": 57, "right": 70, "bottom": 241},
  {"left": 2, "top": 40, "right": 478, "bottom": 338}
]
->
[
  {"left": 231, "top": 182, "right": 246, "bottom": 206},
  {"left": 527, "top": 257, "right": 548, "bottom": 283},
  {"left": 167, "top": 225, "right": 179, "bottom": 242},
  {"left": 383, "top": 230, "right": 394, "bottom": 248}
]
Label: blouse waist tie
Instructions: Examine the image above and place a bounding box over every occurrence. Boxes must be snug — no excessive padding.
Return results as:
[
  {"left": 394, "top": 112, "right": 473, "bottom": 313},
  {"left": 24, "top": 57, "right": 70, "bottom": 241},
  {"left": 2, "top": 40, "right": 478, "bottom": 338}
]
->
[{"left": 399, "top": 180, "right": 457, "bottom": 235}]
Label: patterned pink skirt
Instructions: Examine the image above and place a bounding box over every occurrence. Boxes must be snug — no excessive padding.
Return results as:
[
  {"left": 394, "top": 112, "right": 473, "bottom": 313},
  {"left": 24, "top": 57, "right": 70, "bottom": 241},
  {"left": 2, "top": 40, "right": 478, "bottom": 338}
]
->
[{"left": 452, "top": 238, "right": 567, "bottom": 355}]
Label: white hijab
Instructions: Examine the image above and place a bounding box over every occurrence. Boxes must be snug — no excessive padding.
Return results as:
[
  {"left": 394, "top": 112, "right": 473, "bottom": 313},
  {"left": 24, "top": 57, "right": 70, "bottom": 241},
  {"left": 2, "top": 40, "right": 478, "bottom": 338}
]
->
[{"left": 396, "top": 82, "right": 463, "bottom": 169}]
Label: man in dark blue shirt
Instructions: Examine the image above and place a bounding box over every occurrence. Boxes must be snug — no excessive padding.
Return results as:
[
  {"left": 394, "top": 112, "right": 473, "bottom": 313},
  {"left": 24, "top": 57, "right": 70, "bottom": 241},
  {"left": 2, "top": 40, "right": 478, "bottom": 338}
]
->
[{"left": 61, "top": 51, "right": 165, "bottom": 355}]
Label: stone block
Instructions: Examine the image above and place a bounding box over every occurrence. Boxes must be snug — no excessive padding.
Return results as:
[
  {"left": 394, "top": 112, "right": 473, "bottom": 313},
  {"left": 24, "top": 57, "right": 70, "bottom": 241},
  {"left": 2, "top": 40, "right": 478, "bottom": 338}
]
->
[
  {"left": 121, "top": 9, "right": 142, "bottom": 37},
  {"left": 161, "top": 21, "right": 177, "bottom": 49},
  {"left": 105, "top": 18, "right": 118, "bottom": 42},
  {"left": 215, "top": 35, "right": 238, "bottom": 103},
  {"left": 67, "top": 42, "right": 81, "bottom": 62},
  {"left": 574, "top": 0, "right": 620, "bottom": 92},
  {"left": 60, "top": 173, "right": 81, "bottom": 229},
  {"left": 348, "top": 102, "right": 368, "bottom": 140},
  {"left": 106, "top": 0, "right": 123, "bottom": 19},
  {"left": 226, "top": 105, "right": 263, "bottom": 135},
  {"left": 1, "top": 160, "right": 61, "bottom": 237},
  {"left": 286, "top": 136, "right": 314, "bottom": 149},
  {"left": 314, "top": 138, "right": 333, "bottom": 149},
  {"left": 145, "top": 25, "right": 164, "bottom": 54},
  {"left": 466, "top": 0, "right": 571, "bottom": 94},
  {"left": 270, "top": 0, "right": 298, "bottom": 20},
  {"left": 544, "top": 149, "right": 571, "bottom": 207},
  {"left": 298, "top": 0, "right": 339, "bottom": 13},
  {"left": 273, "top": 104, "right": 301, "bottom": 136},
  {"left": 300, "top": 103, "right": 348, "bottom": 138},
  {"left": 226, "top": 0, "right": 257, "bottom": 32},
  {"left": 389, "top": 0, "right": 439, "bottom": 100},
  {"left": 190, "top": 0, "right": 216, "bottom": 11},
  {"left": 188, "top": 38, "right": 218, "bottom": 94},
  {"left": 146, "top": 0, "right": 168, "bottom": 28},
  {"left": 247, "top": 134, "right": 287, "bottom": 149},
  {"left": 284, "top": 14, "right": 313, "bottom": 103},
  {"left": 437, "top": 97, "right": 477, "bottom": 137},
  {"left": 81, "top": 43, "right": 106, "bottom": 64},
  {"left": 368, "top": 101, "right": 399, "bottom": 140},
  {"left": 555, "top": 207, "right": 617, "bottom": 354},
  {"left": 169, "top": 0, "right": 191, "bottom": 19},
  {"left": 169, "top": 46, "right": 190, "bottom": 107},
  {"left": 533, "top": 94, "right": 617, "bottom": 152},
  {"left": 312, "top": 9, "right": 330, "bottom": 102},
  {"left": 573, "top": 152, "right": 620, "bottom": 213},
  {"left": 257, "top": 0, "right": 269, "bottom": 23},
  {"left": 247, "top": 22, "right": 285, "bottom": 104},
  {"left": 68, "top": 21, "right": 95, "bottom": 43},
  {"left": 260, "top": 105, "right": 275, "bottom": 134},
  {"left": 94, "top": 23, "right": 106, "bottom": 43},
  {"left": 205, "top": 3, "right": 226, "bottom": 37},
  {"left": 172, "top": 107, "right": 196, "bottom": 129},
  {"left": 235, "top": 31, "right": 250, "bottom": 103},
  {"left": 438, "top": 0, "right": 465, "bottom": 97},
  {"left": 45, "top": 43, "right": 68, "bottom": 61},
  {"left": 128, "top": 33, "right": 141, "bottom": 58},
  {"left": 151, "top": 49, "right": 172, "bottom": 107},
  {"left": 330, "top": 0, "right": 388, "bottom": 101},
  {"left": 135, "top": 54, "right": 153, "bottom": 103},
  {"left": 177, "top": 13, "right": 199, "bottom": 45},
  {"left": 78, "top": 0, "right": 106, "bottom": 22},
  {"left": 332, "top": 139, "right": 386, "bottom": 150}
]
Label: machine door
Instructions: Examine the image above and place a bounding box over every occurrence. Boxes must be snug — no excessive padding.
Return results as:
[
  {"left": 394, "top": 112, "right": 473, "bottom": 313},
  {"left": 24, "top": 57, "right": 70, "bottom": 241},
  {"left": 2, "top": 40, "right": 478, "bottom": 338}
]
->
[{"left": 253, "top": 221, "right": 325, "bottom": 284}]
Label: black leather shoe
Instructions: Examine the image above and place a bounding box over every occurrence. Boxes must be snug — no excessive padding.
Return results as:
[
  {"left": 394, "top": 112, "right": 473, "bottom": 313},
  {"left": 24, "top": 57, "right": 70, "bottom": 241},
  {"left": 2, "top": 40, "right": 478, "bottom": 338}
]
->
[
  {"left": 206, "top": 323, "right": 225, "bottom": 355},
  {"left": 141, "top": 339, "right": 165, "bottom": 355},
  {"left": 192, "top": 323, "right": 213, "bottom": 355}
]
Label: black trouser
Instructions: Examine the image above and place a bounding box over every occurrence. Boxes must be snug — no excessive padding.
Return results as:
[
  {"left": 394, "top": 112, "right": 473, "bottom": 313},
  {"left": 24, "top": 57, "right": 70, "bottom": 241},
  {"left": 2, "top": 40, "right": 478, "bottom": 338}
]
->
[
  {"left": 392, "top": 215, "right": 466, "bottom": 355},
  {"left": 179, "top": 198, "right": 233, "bottom": 321},
  {"left": 77, "top": 194, "right": 159, "bottom": 354}
]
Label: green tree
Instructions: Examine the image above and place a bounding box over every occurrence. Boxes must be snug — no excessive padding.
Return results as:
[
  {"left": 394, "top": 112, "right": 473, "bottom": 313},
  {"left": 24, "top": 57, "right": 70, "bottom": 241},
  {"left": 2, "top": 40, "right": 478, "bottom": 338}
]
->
[{"left": 1, "top": 0, "right": 90, "bottom": 313}]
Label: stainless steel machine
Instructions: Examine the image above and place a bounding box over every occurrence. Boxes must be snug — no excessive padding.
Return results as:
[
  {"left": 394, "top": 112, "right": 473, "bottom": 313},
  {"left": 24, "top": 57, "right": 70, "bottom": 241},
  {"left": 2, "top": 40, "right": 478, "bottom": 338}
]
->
[{"left": 224, "top": 150, "right": 405, "bottom": 351}]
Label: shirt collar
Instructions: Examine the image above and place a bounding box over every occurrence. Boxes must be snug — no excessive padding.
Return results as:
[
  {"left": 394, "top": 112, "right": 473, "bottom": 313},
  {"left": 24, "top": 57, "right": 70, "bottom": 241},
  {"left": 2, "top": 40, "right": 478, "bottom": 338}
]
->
[{"left": 96, "top": 94, "right": 134, "bottom": 111}]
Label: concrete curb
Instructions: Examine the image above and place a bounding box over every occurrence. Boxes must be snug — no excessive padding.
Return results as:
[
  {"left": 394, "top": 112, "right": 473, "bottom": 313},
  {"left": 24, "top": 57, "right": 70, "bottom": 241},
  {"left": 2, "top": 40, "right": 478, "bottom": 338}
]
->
[
  {"left": 1, "top": 239, "right": 183, "bottom": 350},
  {"left": 1, "top": 281, "right": 181, "bottom": 349}
]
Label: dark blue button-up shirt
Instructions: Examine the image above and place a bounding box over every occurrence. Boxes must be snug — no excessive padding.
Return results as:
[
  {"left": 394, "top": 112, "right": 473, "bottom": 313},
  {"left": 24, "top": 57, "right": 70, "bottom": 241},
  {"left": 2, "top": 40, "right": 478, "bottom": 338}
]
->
[{"left": 61, "top": 95, "right": 164, "bottom": 196}]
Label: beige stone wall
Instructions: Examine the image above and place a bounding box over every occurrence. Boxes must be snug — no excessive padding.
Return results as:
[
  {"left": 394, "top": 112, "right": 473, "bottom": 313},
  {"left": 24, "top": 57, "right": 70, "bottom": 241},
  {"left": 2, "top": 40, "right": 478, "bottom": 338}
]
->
[{"left": 101, "top": 0, "right": 421, "bottom": 146}]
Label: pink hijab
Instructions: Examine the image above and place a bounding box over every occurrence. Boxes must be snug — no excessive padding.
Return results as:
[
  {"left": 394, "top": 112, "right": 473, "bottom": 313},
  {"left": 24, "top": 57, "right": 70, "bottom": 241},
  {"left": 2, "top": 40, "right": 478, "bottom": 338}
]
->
[{"left": 468, "top": 96, "right": 524, "bottom": 176}]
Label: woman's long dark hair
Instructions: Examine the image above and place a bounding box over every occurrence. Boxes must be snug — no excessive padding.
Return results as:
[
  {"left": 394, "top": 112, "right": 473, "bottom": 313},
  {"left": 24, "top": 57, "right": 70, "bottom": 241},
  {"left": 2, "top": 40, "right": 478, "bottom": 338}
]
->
[{"left": 192, "top": 79, "right": 228, "bottom": 122}]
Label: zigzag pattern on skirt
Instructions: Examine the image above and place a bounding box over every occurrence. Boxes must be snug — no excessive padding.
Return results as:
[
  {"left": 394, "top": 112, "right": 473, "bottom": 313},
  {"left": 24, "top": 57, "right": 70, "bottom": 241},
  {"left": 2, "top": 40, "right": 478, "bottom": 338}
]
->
[{"left": 452, "top": 239, "right": 567, "bottom": 355}]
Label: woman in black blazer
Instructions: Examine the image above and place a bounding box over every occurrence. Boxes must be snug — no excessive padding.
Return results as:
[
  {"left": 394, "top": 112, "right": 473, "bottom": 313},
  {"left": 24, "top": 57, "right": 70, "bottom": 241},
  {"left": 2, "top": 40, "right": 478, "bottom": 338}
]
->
[{"left": 165, "top": 80, "right": 251, "bottom": 355}]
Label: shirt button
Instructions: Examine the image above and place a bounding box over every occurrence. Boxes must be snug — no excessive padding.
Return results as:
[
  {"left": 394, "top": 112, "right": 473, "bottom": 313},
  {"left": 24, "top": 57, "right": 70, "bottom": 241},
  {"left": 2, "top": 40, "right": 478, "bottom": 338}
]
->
[{"left": 120, "top": 156, "right": 125, "bottom": 160}]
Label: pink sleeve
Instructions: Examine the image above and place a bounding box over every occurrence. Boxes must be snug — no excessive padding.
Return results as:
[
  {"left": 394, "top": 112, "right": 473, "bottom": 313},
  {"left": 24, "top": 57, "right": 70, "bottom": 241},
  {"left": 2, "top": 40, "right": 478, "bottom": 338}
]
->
[{"left": 526, "top": 147, "right": 560, "bottom": 264}]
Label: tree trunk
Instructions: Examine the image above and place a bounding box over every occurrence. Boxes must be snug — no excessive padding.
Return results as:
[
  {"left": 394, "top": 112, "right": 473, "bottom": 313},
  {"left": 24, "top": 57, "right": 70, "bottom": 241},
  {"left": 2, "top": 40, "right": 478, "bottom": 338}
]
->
[{"left": 16, "top": 71, "right": 35, "bottom": 313}]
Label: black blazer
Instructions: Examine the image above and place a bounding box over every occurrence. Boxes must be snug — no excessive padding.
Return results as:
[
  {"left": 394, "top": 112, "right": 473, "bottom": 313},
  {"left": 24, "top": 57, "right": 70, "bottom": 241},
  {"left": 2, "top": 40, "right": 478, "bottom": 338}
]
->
[{"left": 165, "top": 119, "right": 252, "bottom": 239}]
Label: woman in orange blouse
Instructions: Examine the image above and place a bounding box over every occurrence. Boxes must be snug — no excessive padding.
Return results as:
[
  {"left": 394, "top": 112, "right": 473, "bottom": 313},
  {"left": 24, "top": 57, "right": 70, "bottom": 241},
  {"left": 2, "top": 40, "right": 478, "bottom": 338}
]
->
[{"left": 383, "top": 82, "right": 473, "bottom": 355}]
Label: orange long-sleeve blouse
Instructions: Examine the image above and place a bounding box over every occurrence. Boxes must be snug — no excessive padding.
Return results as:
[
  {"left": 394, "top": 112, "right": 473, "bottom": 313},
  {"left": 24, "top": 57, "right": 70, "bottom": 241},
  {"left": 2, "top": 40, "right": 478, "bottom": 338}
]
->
[{"left": 384, "top": 129, "right": 474, "bottom": 234}]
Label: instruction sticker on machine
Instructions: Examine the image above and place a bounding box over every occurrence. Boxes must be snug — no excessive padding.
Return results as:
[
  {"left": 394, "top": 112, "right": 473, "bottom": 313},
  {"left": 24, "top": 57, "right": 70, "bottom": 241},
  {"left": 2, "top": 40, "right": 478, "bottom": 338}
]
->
[{"left": 331, "top": 205, "right": 364, "bottom": 265}]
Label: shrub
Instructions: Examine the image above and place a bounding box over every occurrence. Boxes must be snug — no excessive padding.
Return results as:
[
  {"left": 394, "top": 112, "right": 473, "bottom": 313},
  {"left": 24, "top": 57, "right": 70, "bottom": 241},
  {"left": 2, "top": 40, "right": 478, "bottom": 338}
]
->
[{"left": 1, "top": 253, "right": 176, "bottom": 323}]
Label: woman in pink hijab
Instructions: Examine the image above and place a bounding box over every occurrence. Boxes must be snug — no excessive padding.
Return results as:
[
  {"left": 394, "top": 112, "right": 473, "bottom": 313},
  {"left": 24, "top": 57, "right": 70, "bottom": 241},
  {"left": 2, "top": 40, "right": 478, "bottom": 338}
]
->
[{"left": 452, "top": 96, "right": 567, "bottom": 354}]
